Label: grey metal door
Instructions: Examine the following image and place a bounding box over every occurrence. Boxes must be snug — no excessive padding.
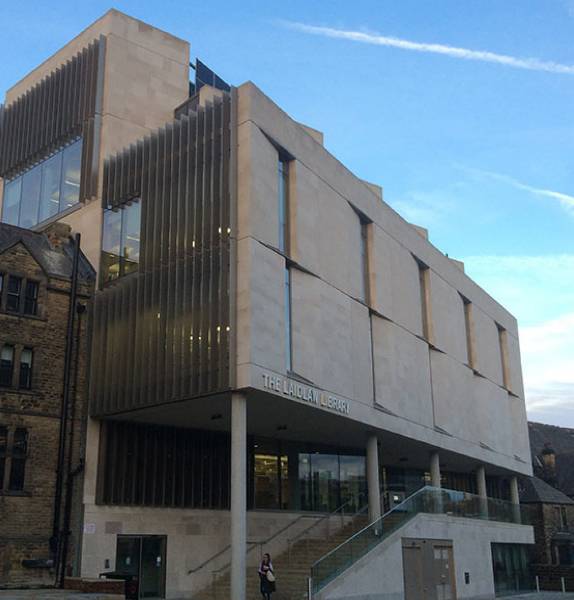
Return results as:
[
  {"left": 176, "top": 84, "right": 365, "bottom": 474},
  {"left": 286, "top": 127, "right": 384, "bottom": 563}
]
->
[{"left": 402, "top": 538, "right": 457, "bottom": 600}]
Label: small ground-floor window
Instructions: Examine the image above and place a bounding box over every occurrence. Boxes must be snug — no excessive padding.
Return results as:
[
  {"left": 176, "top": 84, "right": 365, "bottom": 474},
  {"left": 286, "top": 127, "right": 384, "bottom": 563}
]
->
[{"left": 492, "top": 543, "right": 534, "bottom": 595}]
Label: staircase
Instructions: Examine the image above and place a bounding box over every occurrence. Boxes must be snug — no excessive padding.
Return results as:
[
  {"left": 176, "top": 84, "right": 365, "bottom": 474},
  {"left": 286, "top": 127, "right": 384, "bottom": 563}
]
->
[
  {"left": 192, "top": 513, "right": 369, "bottom": 600},
  {"left": 193, "top": 486, "right": 532, "bottom": 599}
]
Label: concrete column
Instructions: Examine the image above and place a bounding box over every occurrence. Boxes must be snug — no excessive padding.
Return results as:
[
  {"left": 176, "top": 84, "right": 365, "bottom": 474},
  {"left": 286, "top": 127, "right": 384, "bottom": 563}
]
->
[
  {"left": 231, "top": 393, "right": 247, "bottom": 600},
  {"left": 476, "top": 465, "right": 489, "bottom": 519},
  {"left": 366, "top": 435, "right": 381, "bottom": 523},
  {"left": 430, "top": 452, "right": 441, "bottom": 488},
  {"left": 510, "top": 476, "right": 520, "bottom": 504},
  {"left": 476, "top": 466, "right": 487, "bottom": 498},
  {"left": 510, "top": 476, "right": 521, "bottom": 523}
]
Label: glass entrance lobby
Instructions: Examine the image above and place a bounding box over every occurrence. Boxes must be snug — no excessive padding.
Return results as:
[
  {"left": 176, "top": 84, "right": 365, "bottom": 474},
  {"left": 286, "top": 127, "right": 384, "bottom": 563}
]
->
[
  {"left": 98, "top": 421, "right": 512, "bottom": 514},
  {"left": 250, "top": 438, "right": 367, "bottom": 513}
]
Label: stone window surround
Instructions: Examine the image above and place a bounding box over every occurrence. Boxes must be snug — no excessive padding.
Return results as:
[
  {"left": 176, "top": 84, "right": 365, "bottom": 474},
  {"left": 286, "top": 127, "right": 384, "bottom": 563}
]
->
[
  {"left": 0, "top": 425, "right": 29, "bottom": 494},
  {"left": 0, "top": 269, "right": 46, "bottom": 319},
  {"left": 0, "top": 342, "right": 36, "bottom": 391}
]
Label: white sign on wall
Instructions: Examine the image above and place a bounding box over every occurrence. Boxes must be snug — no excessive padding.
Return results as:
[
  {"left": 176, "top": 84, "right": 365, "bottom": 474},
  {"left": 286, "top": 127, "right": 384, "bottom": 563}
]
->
[
  {"left": 84, "top": 523, "right": 96, "bottom": 534},
  {"left": 261, "top": 373, "right": 351, "bottom": 415}
]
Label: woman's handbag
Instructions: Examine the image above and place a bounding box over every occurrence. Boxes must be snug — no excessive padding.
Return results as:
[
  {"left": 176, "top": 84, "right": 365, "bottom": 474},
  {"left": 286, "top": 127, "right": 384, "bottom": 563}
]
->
[{"left": 266, "top": 570, "right": 276, "bottom": 583}]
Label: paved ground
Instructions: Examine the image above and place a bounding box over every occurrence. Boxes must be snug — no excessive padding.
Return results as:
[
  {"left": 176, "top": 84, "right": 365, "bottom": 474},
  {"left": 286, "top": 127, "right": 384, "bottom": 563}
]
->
[
  {"left": 2, "top": 590, "right": 574, "bottom": 599},
  {"left": 0, "top": 592, "right": 122, "bottom": 600},
  {"left": 509, "top": 595, "right": 574, "bottom": 599}
]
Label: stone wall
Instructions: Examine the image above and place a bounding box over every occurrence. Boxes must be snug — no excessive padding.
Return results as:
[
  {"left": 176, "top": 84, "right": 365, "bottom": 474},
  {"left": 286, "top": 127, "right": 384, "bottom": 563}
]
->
[
  {"left": 528, "top": 503, "right": 574, "bottom": 565},
  {"left": 532, "top": 565, "right": 574, "bottom": 592},
  {"left": 0, "top": 236, "right": 93, "bottom": 587}
]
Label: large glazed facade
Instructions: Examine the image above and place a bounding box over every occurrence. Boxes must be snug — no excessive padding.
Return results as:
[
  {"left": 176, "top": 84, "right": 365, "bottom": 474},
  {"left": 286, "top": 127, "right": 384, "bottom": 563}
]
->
[{"left": 0, "top": 10, "right": 533, "bottom": 599}]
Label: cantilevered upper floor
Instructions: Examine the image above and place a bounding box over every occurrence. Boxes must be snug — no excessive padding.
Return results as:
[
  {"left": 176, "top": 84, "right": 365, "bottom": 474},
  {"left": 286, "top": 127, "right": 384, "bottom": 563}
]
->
[{"left": 0, "top": 10, "right": 532, "bottom": 481}]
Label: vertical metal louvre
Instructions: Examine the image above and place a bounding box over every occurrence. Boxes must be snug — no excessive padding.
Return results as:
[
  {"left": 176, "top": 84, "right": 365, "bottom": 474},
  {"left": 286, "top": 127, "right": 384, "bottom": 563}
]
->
[
  {"left": 0, "top": 38, "right": 103, "bottom": 201},
  {"left": 98, "top": 421, "right": 231, "bottom": 509},
  {"left": 91, "top": 94, "right": 232, "bottom": 416}
]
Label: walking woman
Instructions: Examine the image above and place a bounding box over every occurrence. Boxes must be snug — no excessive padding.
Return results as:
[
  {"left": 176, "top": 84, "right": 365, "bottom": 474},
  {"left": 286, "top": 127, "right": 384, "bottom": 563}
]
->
[{"left": 258, "top": 553, "right": 276, "bottom": 600}]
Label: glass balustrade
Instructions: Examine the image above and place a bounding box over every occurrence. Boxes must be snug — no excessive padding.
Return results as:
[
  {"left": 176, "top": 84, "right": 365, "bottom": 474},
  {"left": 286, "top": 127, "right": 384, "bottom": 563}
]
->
[{"left": 311, "top": 485, "right": 535, "bottom": 594}]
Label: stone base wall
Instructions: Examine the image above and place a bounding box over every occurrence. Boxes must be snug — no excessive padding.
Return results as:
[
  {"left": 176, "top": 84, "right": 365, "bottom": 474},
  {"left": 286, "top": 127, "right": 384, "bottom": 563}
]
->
[
  {"left": 64, "top": 576, "right": 124, "bottom": 594},
  {"left": 532, "top": 564, "right": 574, "bottom": 592},
  {"left": 81, "top": 505, "right": 337, "bottom": 599}
]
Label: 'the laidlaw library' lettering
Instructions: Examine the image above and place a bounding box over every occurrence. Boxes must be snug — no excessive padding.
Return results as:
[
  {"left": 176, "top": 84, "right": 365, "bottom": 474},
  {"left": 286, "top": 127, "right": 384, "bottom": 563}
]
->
[{"left": 261, "top": 373, "right": 350, "bottom": 415}]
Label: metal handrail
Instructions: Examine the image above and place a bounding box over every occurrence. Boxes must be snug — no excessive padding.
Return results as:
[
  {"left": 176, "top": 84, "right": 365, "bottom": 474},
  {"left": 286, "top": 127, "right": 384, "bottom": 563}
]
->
[
  {"left": 198, "top": 493, "right": 369, "bottom": 578},
  {"left": 188, "top": 512, "right": 316, "bottom": 575},
  {"left": 209, "top": 512, "right": 321, "bottom": 577},
  {"left": 187, "top": 542, "right": 238, "bottom": 575},
  {"left": 310, "top": 485, "right": 428, "bottom": 570},
  {"left": 286, "top": 493, "right": 369, "bottom": 549}
]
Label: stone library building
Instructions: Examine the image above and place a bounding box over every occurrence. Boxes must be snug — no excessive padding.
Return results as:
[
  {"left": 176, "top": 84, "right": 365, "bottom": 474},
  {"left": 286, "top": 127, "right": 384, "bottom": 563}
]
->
[{"left": 0, "top": 10, "right": 535, "bottom": 600}]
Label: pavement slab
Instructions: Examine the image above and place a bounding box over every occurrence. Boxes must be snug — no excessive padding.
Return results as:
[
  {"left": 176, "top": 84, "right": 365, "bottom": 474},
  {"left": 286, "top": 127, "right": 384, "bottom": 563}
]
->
[{"left": 0, "top": 591, "right": 122, "bottom": 600}]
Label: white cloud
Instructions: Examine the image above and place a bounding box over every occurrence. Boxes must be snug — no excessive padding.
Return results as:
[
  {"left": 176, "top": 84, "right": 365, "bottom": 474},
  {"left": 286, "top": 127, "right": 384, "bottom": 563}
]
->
[
  {"left": 461, "top": 255, "right": 574, "bottom": 427},
  {"left": 284, "top": 21, "right": 574, "bottom": 76},
  {"left": 462, "top": 255, "right": 574, "bottom": 325},
  {"left": 462, "top": 167, "right": 574, "bottom": 216},
  {"left": 391, "top": 190, "right": 457, "bottom": 229}
]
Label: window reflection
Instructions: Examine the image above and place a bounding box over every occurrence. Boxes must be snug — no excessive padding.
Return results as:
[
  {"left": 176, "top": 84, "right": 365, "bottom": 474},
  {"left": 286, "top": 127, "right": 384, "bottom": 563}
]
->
[
  {"left": 0, "top": 139, "right": 82, "bottom": 229},
  {"left": 39, "top": 153, "right": 63, "bottom": 222},
  {"left": 2, "top": 179, "right": 22, "bottom": 226},
  {"left": 60, "top": 140, "right": 82, "bottom": 211},
  {"left": 122, "top": 201, "right": 141, "bottom": 275},
  {"left": 101, "top": 201, "right": 141, "bottom": 285},
  {"left": 254, "top": 453, "right": 281, "bottom": 509},
  {"left": 252, "top": 438, "right": 367, "bottom": 513},
  {"left": 20, "top": 169, "right": 42, "bottom": 229}
]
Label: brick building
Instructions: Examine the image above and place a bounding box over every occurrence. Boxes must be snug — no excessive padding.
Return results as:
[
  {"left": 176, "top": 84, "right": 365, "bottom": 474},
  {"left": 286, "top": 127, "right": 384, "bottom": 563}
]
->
[
  {"left": 529, "top": 421, "right": 574, "bottom": 500},
  {"left": 0, "top": 222, "right": 94, "bottom": 587},
  {"left": 521, "top": 476, "right": 574, "bottom": 566}
]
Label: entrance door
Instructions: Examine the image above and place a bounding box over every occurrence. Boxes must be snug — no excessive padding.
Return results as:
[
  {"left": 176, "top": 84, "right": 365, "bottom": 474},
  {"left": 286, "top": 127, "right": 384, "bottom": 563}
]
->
[
  {"left": 116, "top": 535, "right": 167, "bottom": 599},
  {"left": 402, "top": 539, "right": 457, "bottom": 600}
]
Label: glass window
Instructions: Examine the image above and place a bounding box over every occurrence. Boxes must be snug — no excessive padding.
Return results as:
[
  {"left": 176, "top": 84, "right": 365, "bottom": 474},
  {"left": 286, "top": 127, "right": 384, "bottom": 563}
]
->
[
  {"left": 278, "top": 159, "right": 289, "bottom": 253},
  {"left": 0, "top": 345, "right": 14, "bottom": 387},
  {"left": 39, "top": 153, "right": 63, "bottom": 222},
  {"left": 284, "top": 268, "right": 292, "bottom": 372},
  {"left": 23, "top": 281, "right": 38, "bottom": 316},
  {"left": 254, "top": 453, "right": 281, "bottom": 509},
  {"left": 359, "top": 219, "right": 369, "bottom": 302},
  {"left": 0, "top": 426, "right": 7, "bottom": 488},
  {"left": 299, "top": 453, "right": 312, "bottom": 511},
  {"left": 2, "top": 179, "right": 22, "bottom": 226},
  {"left": 60, "top": 140, "right": 82, "bottom": 211},
  {"left": 101, "top": 201, "right": 141, "bottom": 285},
  {"left": 102, "top": 209, "right": 123, "bottom": 284},
  {"left": 0, "top": 273, "right": 3, "bottom": 297},
  {"left": 19, "top": 348, "right": 33, "bottom": 389},
  {"left": 1, "top": 138, "right": 83, "bottom": 229},
  {"left": 311, "top": 453, "right": 340, "bottom": 512},
  {"left": 9, "top": 428, "right": 28, "bottom": 491},
  {"left": 492, "top": 543, "right": 534, "bottom": 594},
  {"left": 340, "top": 455, "right": 367, "bottom": 512},
  {"left": 19, "top": 168, "right": 42, "bottom": 228},
  {"left": 6, "top": 276, "right": 22, "bottom": 312},
  {"left": 122, "top": 202, "right": 141, "bottom": 275}
]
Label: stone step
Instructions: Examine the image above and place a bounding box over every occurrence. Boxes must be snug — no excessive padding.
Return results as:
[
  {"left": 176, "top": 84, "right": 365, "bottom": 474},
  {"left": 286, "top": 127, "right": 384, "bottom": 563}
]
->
[{"left": 192, "top": 513, "right": 388, "bottom": 600}]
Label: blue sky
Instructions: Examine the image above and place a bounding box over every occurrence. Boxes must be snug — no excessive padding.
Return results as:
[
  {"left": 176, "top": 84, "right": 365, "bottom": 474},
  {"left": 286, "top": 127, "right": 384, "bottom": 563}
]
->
[{"left": 2, "top": 1, "right": 572, "bottom": 426}]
